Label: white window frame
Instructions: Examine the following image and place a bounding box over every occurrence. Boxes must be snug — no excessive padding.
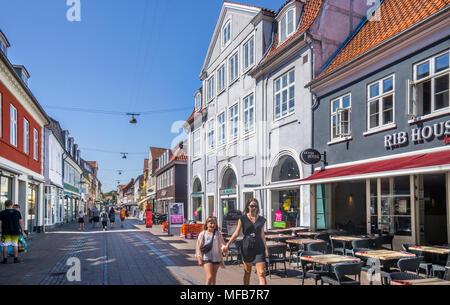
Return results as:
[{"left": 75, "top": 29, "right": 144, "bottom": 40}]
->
[
  {"left": 207, "top": 119, "right": 215, "bottom": 151},
  {"left": 33, "top": 128, "right": 38, "bottom": 160},
  {"left": 217, "top": 111, "right": 226, "bottom": 147},
  {"left": 195, "top": 93, "right": 201, "bottom": 111},
  {"left": 207, "top": 75, "right": 215, "bottom": 102},
  {"left": 408, "top": 50, "right": 450, "bottom": 119},
  {"left": 279, "top": 8, "right": 295, "bottom": 44},
  {"left": 243, "top": 35, "right": 255, "bottom": 72},
  {"left": 23, "top": 118, "right": 29, "bottom": 154},
  {"left": 243, "top": 93, "right": 255, "bottom": 134},
  {"left": 193, "top": 128, "right": 201, "bottom": 157},
  {"left": 229, "top": 51, "right": 239, "bottom": 84},
  {"left": 10, "top": 104, "right": 17, "bottom": 147},
  {"left": 217, "top": 63, "right": 226, "bottom": 93},
  {"left": 222, "top": 20, "right": 231, "bottom": 47},
  {"left": 330, "top": 94, "right": 352, "bottom": 141},
  {"left": 274, "top": 69, "right": 295, "bottom": 120},
  {"left": 228, "top": 102, "right": 239, "bottom": 142},
  {"left": 367, "top": 74, "right": 395, "bottom": 131}
]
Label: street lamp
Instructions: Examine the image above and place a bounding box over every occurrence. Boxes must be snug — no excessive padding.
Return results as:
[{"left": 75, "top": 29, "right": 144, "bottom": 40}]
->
[
  {"left": 126, "top": 113, "right": 140, "bottom": 124},
  {"left": 121, "top": 153, "right": 128, "bottom": 159}
]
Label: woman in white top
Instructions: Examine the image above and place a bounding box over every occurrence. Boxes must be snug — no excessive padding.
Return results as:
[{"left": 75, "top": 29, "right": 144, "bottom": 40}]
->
[
  {"left": 195, "top": 217, "right": 227, "bottom": 285},
  {"left": 78, "top": 210, "right": 85, "bottom": 230}
]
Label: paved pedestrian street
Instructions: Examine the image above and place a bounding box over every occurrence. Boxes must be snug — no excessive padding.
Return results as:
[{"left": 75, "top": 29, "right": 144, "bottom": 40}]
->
[{"left": 0, "top": 218, "right": 320, "bottom": 285}]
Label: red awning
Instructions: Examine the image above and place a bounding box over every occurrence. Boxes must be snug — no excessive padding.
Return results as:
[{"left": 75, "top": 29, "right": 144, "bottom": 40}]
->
[{"left": 299, "top": 150, "right": 450, "bottom": 184}]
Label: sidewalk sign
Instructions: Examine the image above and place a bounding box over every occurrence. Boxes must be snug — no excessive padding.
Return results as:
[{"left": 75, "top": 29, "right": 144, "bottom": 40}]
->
[
  {"left": 145, "top": 207, "right": 152, "bottom": 228},
  {"left": 168, "top": 202, "right": 184, "bottom": 236}
]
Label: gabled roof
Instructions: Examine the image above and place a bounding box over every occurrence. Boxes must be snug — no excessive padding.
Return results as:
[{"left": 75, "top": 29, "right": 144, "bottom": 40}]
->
[
  {"left": 169, "top": 144, "right": 187, "bottom": 163},
  {"left": 223, "top": 1, "right": 276, "bottom": 15},
  {"left": 87, "top": 161, "right": 98, "bottom": 169},
  {"left": 312, "top": 0, "right": 449, "bottom": 84},
  {"left": 254, "top": 0, "right": 323, "bottom": 70},
  {"left": 150, "top": 147, "right": 167, "bottom": 160}
]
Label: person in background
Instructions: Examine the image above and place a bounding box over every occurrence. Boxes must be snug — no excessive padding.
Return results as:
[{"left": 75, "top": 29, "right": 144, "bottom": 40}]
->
[
  {"left": 92, "top": 206, "right": 100, "bottom": 228},
  {"left": 78, "top": 210, "right": 85, "bottom": 230},
  {"left": 109, "top": 206, "right": 116, "bottom": 229},
  {"left": 224, "top": 198, "right": 268, "bottom": 285},
  {"left": 120, "top": 207, "right": 126, "bottom": 228},
  {"left": 100, "top": 208, "right": 109, "bottom": 231},
  {"left": 195, "top": 217, "right": 227, "bottom": 285},
  {"left": 0, "top": 200, "right": 24, "bottom": 264}
]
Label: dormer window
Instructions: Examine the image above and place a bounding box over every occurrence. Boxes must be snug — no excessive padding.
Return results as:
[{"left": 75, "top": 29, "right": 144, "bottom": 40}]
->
[
  {"left": 223, "top": 20, "right": 231, "bottom": 47},
  {"left": 279, "top": 9, "right": 295, "bottom": 43},
  {"left": 0, "top": 31, "right": 10, "bottom": 56},
  {"left": 195, "top": 93, "right": 201, "bottom": 111}
]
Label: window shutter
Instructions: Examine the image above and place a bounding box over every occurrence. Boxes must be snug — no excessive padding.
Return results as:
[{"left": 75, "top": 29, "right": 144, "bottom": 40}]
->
[{"left": 406, "top": 79, "right": 417, "bottom": 118}]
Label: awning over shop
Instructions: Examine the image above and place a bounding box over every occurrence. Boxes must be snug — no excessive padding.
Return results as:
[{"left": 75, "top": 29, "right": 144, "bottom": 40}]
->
[
  {"left": 136, "top": 196, "right": 152, "bottom": 206},
  {"left": 299, "top": 149, "right": 450, "bottom": 185}
]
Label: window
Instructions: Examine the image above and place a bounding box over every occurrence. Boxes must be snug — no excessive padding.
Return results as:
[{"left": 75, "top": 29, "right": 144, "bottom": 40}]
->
[
  {"left": 409, "top": 50, "right": 449, "bottom": 117},
  {"left": 207, "top": 76, "right": 215, "bottom": 101},
  {"left": 195, "top": 93, "right": 201, "bottom": 111},
  {"left": 368, "top": 75, "right": 395, "bottom": 130},
  {"left": 193, "top": 129, "right": 201, "bottom": 157},
  {"left": 279, "top": 9, "right": 295, "bottom": 43},
  {"left": 229, "top": 103, "right": 239, "bottom": 141},
  {"left": 23, "top": 119, "right": 29, "bottom": 154},
  {"left": 207, "top": 120, "right": 215, "bottom": 150},
  {"left": 223, "top": 21, "right": 231, "bottom": 46},
  {"left": 274, "top": 69, "right": 295, "bottom": 119},
  {"left": 218, "top": 64, "right": 226, "bottom": 93},
  {"left": 217, "top": 112, "right": 226, "bottom": 146},
  {"left": 33, "top": 129, "right": 38, "bottom": 160},
  {"left": 10, "top": 104, "right": 17, "bottom": 147},
  {"left": 331, "top": 94, "right": 351, "bottom": 140},
  {"left": 0, "top": 93, "right": 2, "bottom": 138},
  {"left": 243, "top": 93, "right": 255, "bottom": 133},
  {"left": 243, "top": 36, "right": 254, "bottom": 71},
  {"left": 229, "top": 52, "right": 239, "bottom": 83}
]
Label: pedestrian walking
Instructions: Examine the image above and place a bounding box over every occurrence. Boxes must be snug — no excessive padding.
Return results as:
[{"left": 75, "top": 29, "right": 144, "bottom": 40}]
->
[
  {"left": 0, "top": 200, "right": 24, "bottom": 264},
  {"left": 78, "top": 210, "right": 85, "bottom": 230},
  {"left": 100, "top": 208, "right": 109, "bottom": 231},
  {"left": 224, "top": 198, "right": 268, "bottom": 285},
  {"left": 120, "top": 207, "right": 126, "bottom": 228},
  {"left": 109, "top": 206, "right": 116, "bottom": 229},
  {"left": 195, "top": 217, "right": 227, "bottom": 285},
  {"left": 92, "top": 206, "right": 100, "bottom": 228},
  {"left": 88, "top": 208, "right": 92, "bottom": 225}
]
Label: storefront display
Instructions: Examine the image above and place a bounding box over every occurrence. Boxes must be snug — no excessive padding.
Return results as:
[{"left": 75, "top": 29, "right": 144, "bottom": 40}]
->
[{"left": 0, "top": 176, "right": 12, "bottom": 211}]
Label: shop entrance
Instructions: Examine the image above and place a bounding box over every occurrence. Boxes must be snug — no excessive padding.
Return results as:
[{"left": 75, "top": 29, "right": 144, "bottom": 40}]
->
[
  {"left": 419, "top": 174, "right": 447, "bottom": 245},
  {"left": 220, "top": 167, "right": 241, "bottom": 235},
  {"left": 332, "top": 181, "right": 366, "bottom": 234},
  {"left": 192, "top": 178, "right": 202, "bottom": 222}
]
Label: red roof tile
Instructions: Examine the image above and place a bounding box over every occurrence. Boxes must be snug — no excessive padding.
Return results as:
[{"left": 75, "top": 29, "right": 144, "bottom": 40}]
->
[{"left": 315, "top": 0, "right": 448, "bottom": 81}]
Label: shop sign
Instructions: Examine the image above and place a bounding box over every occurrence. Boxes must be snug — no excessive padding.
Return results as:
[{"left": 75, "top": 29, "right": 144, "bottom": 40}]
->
[
  {"left": 192, "top": 192, "right": 204, "bottom": 198},
  {"left": 244, "top": 184, "right": 261, "bottom": 188},
  {"left": 300, "top": 149, "right": 322, "bottom": 165},
  {"left": 220, "top": 189, "right": 236, "bottom": 195},
  {"left": 384, "top": 119, "right": 450, "bottom": 149},
  {"left": 273, "top": 221, "right": 286, "bottom": 229}
]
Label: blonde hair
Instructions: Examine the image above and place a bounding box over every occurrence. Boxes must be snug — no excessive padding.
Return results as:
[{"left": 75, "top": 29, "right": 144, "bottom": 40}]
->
[{"left": 203, "top": 217, "right": 218, "bottom": 231}]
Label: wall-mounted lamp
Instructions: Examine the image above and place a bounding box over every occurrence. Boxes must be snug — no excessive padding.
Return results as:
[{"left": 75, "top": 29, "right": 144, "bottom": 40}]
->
[{"left": 348, "top": 194, "right": 354, "bottom": 205}]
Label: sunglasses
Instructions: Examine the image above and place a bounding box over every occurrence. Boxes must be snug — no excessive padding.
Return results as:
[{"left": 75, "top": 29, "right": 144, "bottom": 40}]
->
[{"left": 249, "top": 205, "right": 258, "bottom": 209}]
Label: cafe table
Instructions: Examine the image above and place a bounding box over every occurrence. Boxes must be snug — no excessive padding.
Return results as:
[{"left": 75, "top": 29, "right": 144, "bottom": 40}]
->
[
  {"left": 407, "top": 246, "right": 450, "bottom": 255},
  {"left": 300, "top": 254, "right": 360, "bottom": 266},
  {"left": 265, "top": 234, "right": 292, "bottom": 242},
  {"left": 354, "top": 250, "right": 416, "bottom": 261},
  {"left": 297, "top": 231, "right": 321, "bottom": 238},
  {"left": 285, "top": 238, "right": 324, "bottom": 246},
  {"left": 391, "top": 277, "right": 450, "bottom": 285},
  {"left": 266, "top": 228, "right": 293, "bottom": 235}
]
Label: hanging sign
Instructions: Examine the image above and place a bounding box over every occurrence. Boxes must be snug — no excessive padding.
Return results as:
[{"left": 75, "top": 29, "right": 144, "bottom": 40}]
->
[{"left": 300, "top": 149, "right": 322, "bottom": 165}]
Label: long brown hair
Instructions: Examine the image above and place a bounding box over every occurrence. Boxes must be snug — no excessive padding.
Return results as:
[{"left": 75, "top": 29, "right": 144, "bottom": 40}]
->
[
  {"left": 244, "top": 198, "right": 259, "bottom": 214},
  {"left": 203, "top": 217, "right": 218, "bottom": 231}
]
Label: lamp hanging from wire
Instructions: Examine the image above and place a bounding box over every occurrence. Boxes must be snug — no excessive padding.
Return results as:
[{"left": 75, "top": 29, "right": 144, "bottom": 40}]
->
[{"left": 126, "top": 113, "right": 140, "bottom": 124}]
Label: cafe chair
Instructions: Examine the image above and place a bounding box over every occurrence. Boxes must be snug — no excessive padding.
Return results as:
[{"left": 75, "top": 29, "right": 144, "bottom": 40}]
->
[
  {"left": 321, "top": 261, "right": 365, "bottom": 285},
  {"left": 287, "top": 243, "right": 301, "bottom": 266},
  {"left": 351, "top": 239, "right": 373, "bottom": 257},
  {"left": 402, "top": 244, "right": 433, "bottom": 278},
  {"left": 432, "top": 252, "right": 450, "bottom": 279},
  {"left": 227, "top": 240, "right": 242, "bottom": 266},
  {"left": 307, "top": 241, "right": 328, "bottom": 254},
  {"left": 299, "top": 251, "right": 328, "bottom": 285},
  {"left": 382, "top": 256, "right": 424, "bottom": 285},
  {"left": 374, "top": 234, "right": 394, "bottom": 250},
  {"left": 266, "top": 244, "right": 288, "bottom": 278},
  {"left": 314, "top": 232, "right": 330, "bottom": 242},
  {"left": 330, "top": 236, "right": 345, "bottom": 255}
]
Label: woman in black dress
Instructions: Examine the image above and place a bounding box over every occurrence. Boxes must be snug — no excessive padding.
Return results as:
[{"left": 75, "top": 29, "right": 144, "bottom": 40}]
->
[{"left": 224, "top": 198, "right": 268, "bottom": 285}]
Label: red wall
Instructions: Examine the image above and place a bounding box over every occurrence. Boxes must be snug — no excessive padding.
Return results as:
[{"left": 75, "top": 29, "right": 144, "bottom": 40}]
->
[{"left": 0, "top": 80, "right": 42, "bottom": 175}]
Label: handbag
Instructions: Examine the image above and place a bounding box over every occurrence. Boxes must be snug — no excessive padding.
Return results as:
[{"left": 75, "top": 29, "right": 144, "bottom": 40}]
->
[
  {"left": 244, "top": 232, "right": 257, "bottom": 249},
  {"left": 200, "top": 231, "right": 216, "bottom": 254}
]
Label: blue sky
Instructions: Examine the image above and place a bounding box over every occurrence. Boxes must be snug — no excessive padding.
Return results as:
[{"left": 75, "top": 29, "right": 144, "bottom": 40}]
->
[{"left": 0, "top": 0, "right": 280, "bottom": 192}]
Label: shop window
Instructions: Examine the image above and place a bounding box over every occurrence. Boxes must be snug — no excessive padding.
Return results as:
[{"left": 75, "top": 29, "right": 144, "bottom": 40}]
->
[
  {"left": 271, "top": 189, "right": 300, "bottom": 229},
  {"left": 271, "top": 155, "right": 300, "bottom": 182},
  {"left": 409, "top": 50, "right": 449, "bottom": 118},
  {"left": 0, "top": 176, "right": 13, "bottom": 211},
  {"left": 316, "top": 184, "right": 329, "bottom": 230},
  {"left": 192, "top": 178, "right": 202, "bottom": 222},
  {"left": 369, "top": 179, "right": 378, "bottom": 234}
]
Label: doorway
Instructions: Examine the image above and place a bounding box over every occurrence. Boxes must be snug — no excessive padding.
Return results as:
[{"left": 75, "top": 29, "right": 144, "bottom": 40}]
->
[{"left": 421, "top": 174, "right": 447, "bottom": 245}]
